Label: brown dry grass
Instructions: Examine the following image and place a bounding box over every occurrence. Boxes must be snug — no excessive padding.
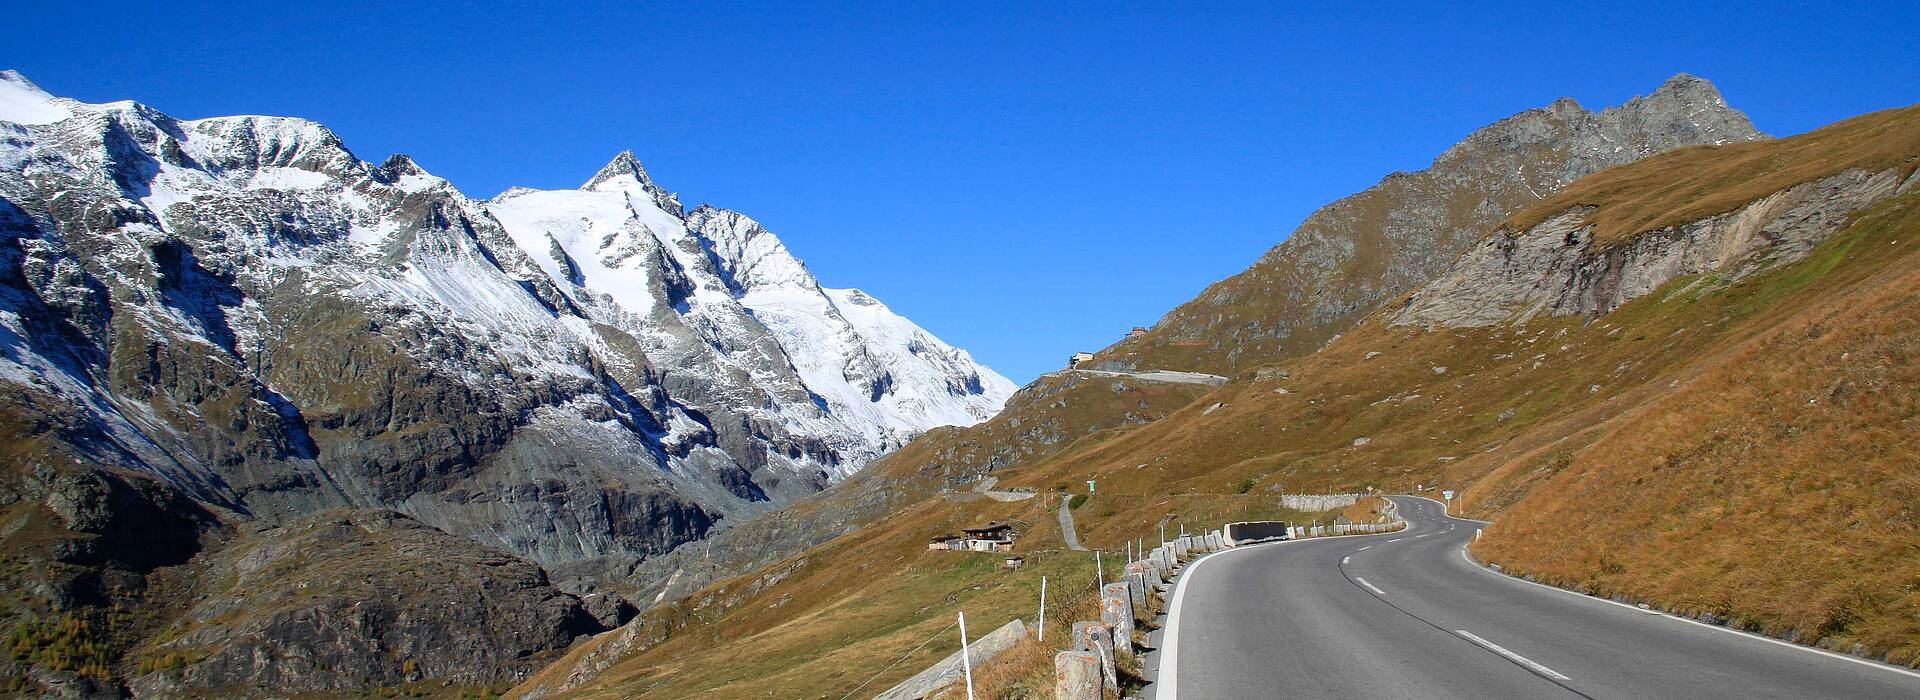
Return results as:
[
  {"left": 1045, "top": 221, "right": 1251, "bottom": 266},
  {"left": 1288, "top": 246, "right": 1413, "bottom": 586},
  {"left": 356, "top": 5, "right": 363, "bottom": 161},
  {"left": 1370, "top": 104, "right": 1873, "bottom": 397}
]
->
[
  {"left": 1507, "top": 103, "right": 1920, "bottom": 246},
  {"left": 1475, "top": 191, "right": 1920, "bottom": 664}
]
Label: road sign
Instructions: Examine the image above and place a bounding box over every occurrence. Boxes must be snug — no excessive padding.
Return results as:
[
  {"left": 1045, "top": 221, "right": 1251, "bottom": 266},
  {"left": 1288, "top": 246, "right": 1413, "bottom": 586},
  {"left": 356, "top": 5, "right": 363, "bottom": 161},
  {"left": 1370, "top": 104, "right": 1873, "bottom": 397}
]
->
[
  {"left": 1087, "top": 480, "right": 1096, "bottom": 494},
  {"left": 1442, "top": 489, "right": 1455, "bottom": 500}
]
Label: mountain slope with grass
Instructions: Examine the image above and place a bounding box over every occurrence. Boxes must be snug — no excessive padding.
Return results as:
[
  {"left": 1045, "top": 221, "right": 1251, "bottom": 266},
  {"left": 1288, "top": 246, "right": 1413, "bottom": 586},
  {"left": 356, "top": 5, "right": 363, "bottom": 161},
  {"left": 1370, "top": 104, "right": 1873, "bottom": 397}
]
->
[{"left": 520, "top": 98, "right": 1920, "bottom": 697}]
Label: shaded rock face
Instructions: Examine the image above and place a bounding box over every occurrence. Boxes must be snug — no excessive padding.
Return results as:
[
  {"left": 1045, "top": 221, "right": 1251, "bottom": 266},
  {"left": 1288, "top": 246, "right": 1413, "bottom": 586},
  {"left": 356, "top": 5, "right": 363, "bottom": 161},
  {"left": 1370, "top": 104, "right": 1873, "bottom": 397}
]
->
[
  {"left": 1097, "top": 74, "right": 1765, "bottom": 374},
  {"left": 1, "top": 400, "right": 604, "bottom": 697},
  {"left": 1393, "top": 167, "right": 1914, "bottom": 328},
  {"left": 126, "top": 510, "right": 603, "bottom": 696},
  {"left": 0, "top": 404, "right": 222, "bottom": 698}
]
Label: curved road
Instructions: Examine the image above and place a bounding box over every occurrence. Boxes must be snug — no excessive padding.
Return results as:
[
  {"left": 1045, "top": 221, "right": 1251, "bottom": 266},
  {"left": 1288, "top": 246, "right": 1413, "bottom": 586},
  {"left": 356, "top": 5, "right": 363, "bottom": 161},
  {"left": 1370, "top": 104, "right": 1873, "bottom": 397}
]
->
[{"left": 1157, "top": 496, "right": 1920, "bottom": 699}]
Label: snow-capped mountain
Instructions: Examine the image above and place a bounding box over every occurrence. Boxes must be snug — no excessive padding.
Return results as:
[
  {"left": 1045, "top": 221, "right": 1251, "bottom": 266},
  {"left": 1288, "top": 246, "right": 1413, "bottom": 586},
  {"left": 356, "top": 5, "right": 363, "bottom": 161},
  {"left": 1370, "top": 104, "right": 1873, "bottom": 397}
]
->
[
  {"left": 485, "top": 153, "right": 1013, "bottom": 462},
  {"left": 0, "top": 70, "right": 1012, "bottom": 578}
]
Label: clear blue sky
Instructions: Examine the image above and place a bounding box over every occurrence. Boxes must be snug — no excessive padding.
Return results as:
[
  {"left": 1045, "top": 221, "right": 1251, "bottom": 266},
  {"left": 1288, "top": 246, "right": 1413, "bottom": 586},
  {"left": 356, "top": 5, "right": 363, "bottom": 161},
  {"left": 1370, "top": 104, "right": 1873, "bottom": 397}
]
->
[{"left": 13, "top": 2, "right": 1919, "bottom": 383}]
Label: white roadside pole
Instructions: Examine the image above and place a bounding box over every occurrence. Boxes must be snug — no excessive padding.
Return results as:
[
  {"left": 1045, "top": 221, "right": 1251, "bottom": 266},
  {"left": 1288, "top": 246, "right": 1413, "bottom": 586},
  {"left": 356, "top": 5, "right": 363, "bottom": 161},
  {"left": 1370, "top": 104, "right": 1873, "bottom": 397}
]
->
[
  {"left": 958, "top": 611, "right": 975, "bottom": 700},
  {"left": 1096, "top": 550, "right": 1104, "bottom": 587},
  {"left": 1038, "top": 576, "right": 1048, "bottom": 642}
]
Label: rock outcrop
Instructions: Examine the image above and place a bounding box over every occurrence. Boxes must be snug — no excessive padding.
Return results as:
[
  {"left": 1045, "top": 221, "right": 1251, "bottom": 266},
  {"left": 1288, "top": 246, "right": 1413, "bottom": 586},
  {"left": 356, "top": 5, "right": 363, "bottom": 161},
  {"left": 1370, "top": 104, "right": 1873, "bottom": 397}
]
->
[{"left": 1397, "top": 160, "right": 1918, "bottom": 327}]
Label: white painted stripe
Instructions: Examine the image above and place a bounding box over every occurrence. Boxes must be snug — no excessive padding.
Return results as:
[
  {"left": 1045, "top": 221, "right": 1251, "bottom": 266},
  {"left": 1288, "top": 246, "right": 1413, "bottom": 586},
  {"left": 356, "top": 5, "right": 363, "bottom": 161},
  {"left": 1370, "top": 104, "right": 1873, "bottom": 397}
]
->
[
  {"left": 1456, "top": 629, "right": 1571, "bottom": 681},
  {"left": 1416, "top": 534, "right": 1430, "bottom": 538},
  {"left": 1355, "top": 577, "right": 1387, "bottom": 596},
  {"left": 1342, "top": 556, "right": 1351, "bottom": 564},
  {"left": 1357, "top": 546, "right": 1371, "bottom": 551},
  {"left": 1456, "top": 544, "right": 1920, "bottom": 682},
  {"left": 1387, "top": 538, "right": 1403, "bottom": 543}
]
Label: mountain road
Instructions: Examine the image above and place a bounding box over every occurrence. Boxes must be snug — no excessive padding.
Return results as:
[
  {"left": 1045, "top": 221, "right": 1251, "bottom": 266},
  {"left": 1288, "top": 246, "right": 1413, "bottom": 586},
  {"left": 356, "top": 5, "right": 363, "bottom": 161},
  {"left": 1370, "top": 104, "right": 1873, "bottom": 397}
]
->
[{"left": 1153, "top": 496, "right": 1920, "bottom": 699}]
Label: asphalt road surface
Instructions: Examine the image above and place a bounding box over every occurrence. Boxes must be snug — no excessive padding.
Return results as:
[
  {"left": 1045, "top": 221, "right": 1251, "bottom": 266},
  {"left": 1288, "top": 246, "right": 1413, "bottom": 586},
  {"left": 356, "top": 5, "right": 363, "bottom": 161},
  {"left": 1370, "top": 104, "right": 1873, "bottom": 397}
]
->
[{"left": 1156, "top": 496, "right": 1920, "bottom": 699}]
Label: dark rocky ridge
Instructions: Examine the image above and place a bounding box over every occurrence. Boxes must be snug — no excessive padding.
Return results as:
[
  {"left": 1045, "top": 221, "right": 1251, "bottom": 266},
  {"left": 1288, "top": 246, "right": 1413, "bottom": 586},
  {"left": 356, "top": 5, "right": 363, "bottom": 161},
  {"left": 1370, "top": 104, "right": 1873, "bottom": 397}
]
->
[{"left": 127, "top": 509, "right": 604, "bottom": 696}]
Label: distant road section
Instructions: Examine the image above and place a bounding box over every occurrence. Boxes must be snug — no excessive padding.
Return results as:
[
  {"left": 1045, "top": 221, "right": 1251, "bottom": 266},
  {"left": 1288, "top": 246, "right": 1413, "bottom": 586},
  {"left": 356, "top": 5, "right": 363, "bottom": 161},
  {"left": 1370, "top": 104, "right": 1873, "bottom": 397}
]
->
[
  {"left": 1158, "top": 496, "right": 1920, "bottom": 699},
  {"left": 1042, "top": 368, "right": 1228, "bottom": 386},
  {"left": 1058, "top": 495, "right": 1088, "bottom": 551}
]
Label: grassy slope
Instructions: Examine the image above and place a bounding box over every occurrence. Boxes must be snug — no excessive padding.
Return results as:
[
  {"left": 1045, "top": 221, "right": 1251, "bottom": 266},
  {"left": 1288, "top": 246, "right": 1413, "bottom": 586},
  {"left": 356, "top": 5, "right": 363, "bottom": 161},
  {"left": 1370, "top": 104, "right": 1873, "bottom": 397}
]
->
[
  {"left": 618, "top": 369, "right": 1218, "bottom": 604},
  {"left": 524, "top": 104, "right": 1920, "bottom": 697},
  {"left": 513, "top": 373, "right": 1218, "bottom": 699},
  {"left": 1474, "top": 190, "right": 1920, "bottom": 663}
]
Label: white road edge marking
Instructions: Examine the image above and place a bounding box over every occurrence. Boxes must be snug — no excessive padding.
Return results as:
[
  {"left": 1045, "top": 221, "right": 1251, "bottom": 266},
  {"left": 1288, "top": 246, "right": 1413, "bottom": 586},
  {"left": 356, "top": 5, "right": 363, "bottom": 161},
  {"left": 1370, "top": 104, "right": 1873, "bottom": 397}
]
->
[
  {"left": 1456, "top": 629, "right": 1572, "bottom": 681},
  {"left": 1457, "top": 543, "right": 1920, "bottom": 682},
  {"left": 1354, "top": 577, "right": 1387, "bottom": 596},
  {"left": 1159, "top": 513, "right": 1421, "bottom": 700},
  {"left": 1413, "top": 495, "right": 1920, "bottom": 684}
]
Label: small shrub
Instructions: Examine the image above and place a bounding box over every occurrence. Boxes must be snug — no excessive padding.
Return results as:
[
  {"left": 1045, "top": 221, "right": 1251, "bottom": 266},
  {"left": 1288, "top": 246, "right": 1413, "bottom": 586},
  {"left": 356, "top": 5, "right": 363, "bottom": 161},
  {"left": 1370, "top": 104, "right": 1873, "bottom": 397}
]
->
[{"left": 1068, "top": 494, "right": 1088, "bottom": 510}]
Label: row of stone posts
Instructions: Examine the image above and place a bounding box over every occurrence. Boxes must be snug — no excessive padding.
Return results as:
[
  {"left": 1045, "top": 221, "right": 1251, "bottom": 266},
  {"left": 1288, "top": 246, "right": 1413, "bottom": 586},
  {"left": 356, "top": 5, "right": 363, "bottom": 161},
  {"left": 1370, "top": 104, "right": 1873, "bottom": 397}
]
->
[
  {"left": 1287, "top": 520, "right": 1405, "bottom": 538},
  {"left": 1287, "top": 501, "right": 1407, "bottom": 539},
  {"left": 1054, "top": 528, "right": 1228, "bottom": 699}
]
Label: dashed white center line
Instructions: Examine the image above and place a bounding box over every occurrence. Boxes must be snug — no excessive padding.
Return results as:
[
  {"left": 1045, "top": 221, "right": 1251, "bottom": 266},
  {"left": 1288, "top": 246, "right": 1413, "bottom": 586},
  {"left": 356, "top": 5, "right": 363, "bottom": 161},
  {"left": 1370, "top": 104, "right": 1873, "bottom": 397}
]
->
[
  {"left": 1388, "top": 538, "right": 1403, "bottom": 543},
  {"left": 1415, "top": 534, "right": 1430, "bottom": 538},
  {"left": 1455, "top": 630, "right": 1571, "bottom": 681},
  {"left": 1357, "top": 546, "right": 1371, "bottom": 551},
  {"left": 1354, "top": 577, "right": 1387, "bottom": 596},
  {"left": 1342, "top": 556, "right": 1351, "bottom": 564}
]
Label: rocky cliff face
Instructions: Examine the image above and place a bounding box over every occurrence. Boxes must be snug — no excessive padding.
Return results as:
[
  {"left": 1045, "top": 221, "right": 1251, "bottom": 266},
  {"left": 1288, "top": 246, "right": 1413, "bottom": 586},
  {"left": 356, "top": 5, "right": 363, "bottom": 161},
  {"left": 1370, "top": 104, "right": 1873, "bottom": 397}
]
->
[
  {"left": 1394, "top": 166, "right": 1918, "bottom": 328},
  {"left": 124, "top": 509, "right": 604, "bottom": 696},
  {"left": 1095, "top": 74, "right": 1764, "bottom": 374},
  {"left": 0, "top": 69, "right": 1011, "bottom": 695}
]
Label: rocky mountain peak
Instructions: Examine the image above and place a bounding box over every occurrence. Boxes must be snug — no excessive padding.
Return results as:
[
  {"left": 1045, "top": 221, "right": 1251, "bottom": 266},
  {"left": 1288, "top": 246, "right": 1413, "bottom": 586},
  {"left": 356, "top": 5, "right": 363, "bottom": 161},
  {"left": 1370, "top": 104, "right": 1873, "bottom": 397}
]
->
[
  {"left": 1094, "top": 74, "right": 1766, "bottom": 375},
  {"left": 1656, "top": 72, "right": 1719, "bottom": 98},
  {"left": 686, "top": 204, "right": 818, "bottom": 293},
  {"left": 376, "top": 152, "right": 424, "bottom": 177},
  {"left": 1, "top": 68, "right": 48, "bottom": 93},
  {"left": 585, "top": 149, "right": 684, "bottom": 216},
  {"left": 1595, "top": 73, "right": 1763, "bottom": 149}
]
